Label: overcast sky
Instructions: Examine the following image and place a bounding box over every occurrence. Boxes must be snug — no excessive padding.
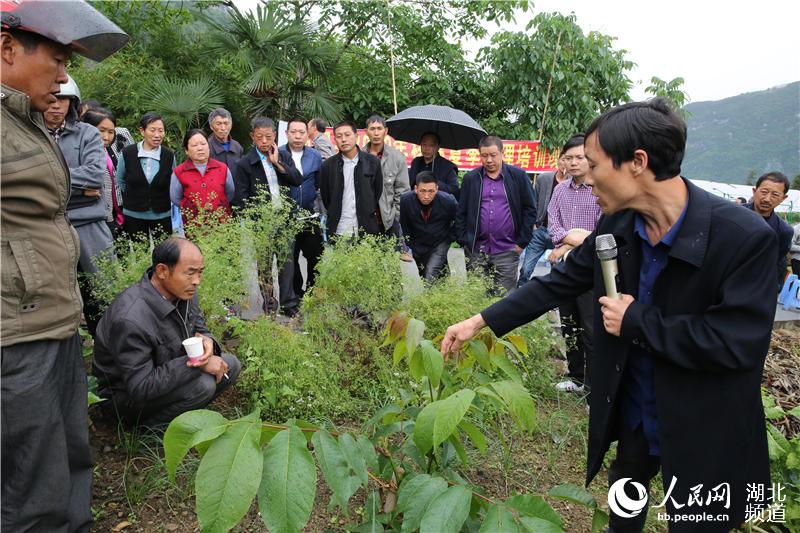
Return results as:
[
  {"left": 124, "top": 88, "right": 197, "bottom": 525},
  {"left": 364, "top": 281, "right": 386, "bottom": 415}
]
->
[{"left": 235, "top": 0, "right": 800, "bottom": 104}]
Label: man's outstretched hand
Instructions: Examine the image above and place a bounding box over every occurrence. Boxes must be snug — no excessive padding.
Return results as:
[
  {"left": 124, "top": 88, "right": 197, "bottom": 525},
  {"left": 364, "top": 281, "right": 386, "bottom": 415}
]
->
[{"left": 440, "top": 314, "right": 487, "bottom": 359}]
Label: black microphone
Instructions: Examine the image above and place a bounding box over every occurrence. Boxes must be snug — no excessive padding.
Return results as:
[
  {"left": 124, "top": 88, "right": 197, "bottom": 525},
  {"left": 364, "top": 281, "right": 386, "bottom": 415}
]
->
[{"left": 596, "top": 234, "right": 620, "bottom": 299}]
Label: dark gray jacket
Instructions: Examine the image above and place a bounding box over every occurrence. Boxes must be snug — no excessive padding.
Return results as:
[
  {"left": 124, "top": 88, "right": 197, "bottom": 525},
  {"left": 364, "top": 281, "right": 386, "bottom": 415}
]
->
[
  {"left": 93, "top": 270, "right": 220, "bottom": 406},
  {"left": 533, "top": 171, "right": 557, "bottom": 227}
]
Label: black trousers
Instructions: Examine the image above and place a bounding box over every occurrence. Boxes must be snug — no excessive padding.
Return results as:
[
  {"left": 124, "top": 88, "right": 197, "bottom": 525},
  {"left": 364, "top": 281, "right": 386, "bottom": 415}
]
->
[
  {"left": 1, "top": 333, "right": 92, "bottom": 533},
  {"left": 292, "top": 226, "right": 324, "bottom": 298},
  {"left": 415, "top": 241, "right": 450, "bottom": 282},
  {"left": 111, "top": 353, "right": 241, "bottom": 428},
  {"left": 122, "top": 215, "right": 172, "bottom": 241},
  {"left": 607, "top": 423, "right": 661, "bottom": 533},
  {"left": 558, "top": 289, "right": 595, "bottom": 388}
]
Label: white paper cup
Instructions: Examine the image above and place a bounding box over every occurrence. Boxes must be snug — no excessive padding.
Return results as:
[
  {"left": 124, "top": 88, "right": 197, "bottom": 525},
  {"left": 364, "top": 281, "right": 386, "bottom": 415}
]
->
[{"left": 183, "top": 337, "right": 204, "bottom": 359}]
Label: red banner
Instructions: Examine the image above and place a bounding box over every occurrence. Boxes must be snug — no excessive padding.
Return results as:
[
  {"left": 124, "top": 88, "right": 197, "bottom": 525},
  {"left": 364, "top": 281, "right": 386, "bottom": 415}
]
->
[{"left": 320, "top": 129, "right": 559, "bottom": 173}]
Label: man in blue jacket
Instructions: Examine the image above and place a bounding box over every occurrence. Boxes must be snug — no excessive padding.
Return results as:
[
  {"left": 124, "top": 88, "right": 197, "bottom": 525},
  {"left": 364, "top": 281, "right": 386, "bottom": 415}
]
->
[
  {"left": 455, "top": 136, "right": 536, "bottom": 294},
  {"left": 280, "top": 118, "right": 323, "bottom": 299},
  {"left": 400, "top": 171, "right": 457, "bottom": 281}
]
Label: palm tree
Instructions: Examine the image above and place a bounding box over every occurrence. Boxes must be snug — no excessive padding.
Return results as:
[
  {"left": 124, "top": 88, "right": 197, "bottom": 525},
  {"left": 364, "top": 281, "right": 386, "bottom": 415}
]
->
[
  {"left": 142, "top": 76, "right": 224, "bottom": 145},
  {"left": 202, "top": 2, "right": 341, "bottom": 122}
]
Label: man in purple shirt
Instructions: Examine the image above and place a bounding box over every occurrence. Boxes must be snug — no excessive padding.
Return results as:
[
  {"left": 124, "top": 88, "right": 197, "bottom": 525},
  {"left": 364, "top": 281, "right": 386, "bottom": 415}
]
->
[
  {"left": 547, "top": 134, "right": 602, "bottom": 394},
  {"left": 455, "top": 136, "right": 536, "bottom": 294}
]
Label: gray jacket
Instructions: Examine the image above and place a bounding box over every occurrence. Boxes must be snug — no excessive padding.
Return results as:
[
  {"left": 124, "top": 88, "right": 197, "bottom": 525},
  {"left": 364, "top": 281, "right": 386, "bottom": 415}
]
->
[
  {"left": 311, "top": 133, "right": 335, "bottom": 160},
  {"left": 93, "top": 270, "right": 220, "bottom": 405},
  {"left": 534, "top": 171, "right": 557, "bottom": 227},
  {"left": 375, "top": 144, "right": 410, "bottom": 229},
  {"left": 58, "top": 108, "right": 109, "bottom": 227}
]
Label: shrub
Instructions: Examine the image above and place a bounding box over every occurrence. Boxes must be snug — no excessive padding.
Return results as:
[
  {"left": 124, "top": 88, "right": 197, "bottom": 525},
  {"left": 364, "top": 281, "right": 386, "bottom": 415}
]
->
[
  {"left": 305, "top": 235, "right": 402, "bottom": 320},
  {"left": 402, "top": 273, "right": 495, "bottom": 338},
  {"left": 234, "top": 317, "right": 362, "bottom": 421}
]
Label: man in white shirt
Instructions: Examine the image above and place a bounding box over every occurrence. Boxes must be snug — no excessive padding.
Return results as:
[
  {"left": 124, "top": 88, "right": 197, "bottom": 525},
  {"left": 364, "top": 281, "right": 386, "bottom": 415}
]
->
[{"left": 320, "top": 121, "right": 384, "bottom": 240}]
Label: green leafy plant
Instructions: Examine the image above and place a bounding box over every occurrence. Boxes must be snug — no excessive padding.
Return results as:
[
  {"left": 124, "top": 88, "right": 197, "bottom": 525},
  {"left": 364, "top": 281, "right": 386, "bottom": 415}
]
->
[
  {"left": 763, "top": 389, "right": 800, "bottom": 529},
  {"left": 165, "top": 314, "right": 607, "bottom": 532},
  {"left": 141, "top": 75, "right": 225, "bottom": 143}
]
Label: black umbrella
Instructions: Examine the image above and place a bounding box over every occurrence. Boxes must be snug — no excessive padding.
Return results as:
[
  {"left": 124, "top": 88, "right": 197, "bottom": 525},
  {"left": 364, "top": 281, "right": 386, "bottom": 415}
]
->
[{"left": 386, "top": 105, "right": 487, "bottom": 150}]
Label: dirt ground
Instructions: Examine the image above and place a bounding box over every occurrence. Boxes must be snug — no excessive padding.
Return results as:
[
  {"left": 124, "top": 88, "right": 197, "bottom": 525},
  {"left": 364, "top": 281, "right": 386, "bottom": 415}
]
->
[{"left": 88, "top": 327, "right": 799, "bottom": 532}]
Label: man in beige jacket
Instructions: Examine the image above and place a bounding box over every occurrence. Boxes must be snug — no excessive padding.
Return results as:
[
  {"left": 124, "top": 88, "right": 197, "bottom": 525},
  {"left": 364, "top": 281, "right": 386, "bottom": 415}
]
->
[{"left": 1, "top": 1, "right": 127, "bottom": 530}]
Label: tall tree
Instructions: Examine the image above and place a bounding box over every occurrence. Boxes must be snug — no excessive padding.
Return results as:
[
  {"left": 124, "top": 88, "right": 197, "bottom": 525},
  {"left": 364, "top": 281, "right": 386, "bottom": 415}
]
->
[{"left": 480, "top": 12, "right": 634, "bottom": 148}]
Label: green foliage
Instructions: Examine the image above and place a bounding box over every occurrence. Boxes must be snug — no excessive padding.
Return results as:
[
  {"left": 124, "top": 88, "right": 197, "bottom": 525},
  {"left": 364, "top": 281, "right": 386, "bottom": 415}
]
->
[
  {"left": 403, "top": 274, "right": 495, "bottom": 337},
  {"left": 306, "top": 235, "right": 403, "bottom": 320},
  {"left": 195, "top": 412, "right": 263, "bottom": 533},
  {"left": 645, "top": 76, "right": 690, "bottom": 118},
  {"left": 165, "top": 313, "right": 605, "bottom": 532},
  {"left": 201, "top": 2, "right": 341, "bottom": 121},
  {"left": 763, "top": 389, "right": 800, "bottom": 529},
  {"left": 90, "top": 236, "right": 153, "bottom": 311},
  {"left": 259, "top": 425, "right": 317, "bottom": 533},
  {"left": 481, "top": 12, "right": 633, "bottom": 148},
  {"left": 141, "top": 76, "right": 225, "bottom": 142},
  {"left": 90, "top": 193, "right": 302, "bottom": 338},
  {"left": 234, "top": 316, "right": 362, "bottom": 420}
]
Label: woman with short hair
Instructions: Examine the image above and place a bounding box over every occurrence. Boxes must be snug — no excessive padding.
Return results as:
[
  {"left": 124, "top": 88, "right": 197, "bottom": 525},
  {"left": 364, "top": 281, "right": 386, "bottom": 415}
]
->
[
  {"left": 170, "top": 128, "right": 235, "bottom": 227},
  {"left": 115, "top": 112, "right": 175, "bottom": 239}
]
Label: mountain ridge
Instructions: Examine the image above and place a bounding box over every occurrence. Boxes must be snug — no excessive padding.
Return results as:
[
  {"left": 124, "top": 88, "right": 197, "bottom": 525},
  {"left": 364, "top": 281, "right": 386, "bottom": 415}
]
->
[{"left": 681, "top": 81, "right": 799, "bottom": 185}]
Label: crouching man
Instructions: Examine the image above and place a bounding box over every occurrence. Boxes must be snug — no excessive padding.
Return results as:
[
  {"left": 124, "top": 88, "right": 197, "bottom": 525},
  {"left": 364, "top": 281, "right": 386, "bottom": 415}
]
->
[{"left": 93, "top": 237, "right": 241, "bottom": 427}]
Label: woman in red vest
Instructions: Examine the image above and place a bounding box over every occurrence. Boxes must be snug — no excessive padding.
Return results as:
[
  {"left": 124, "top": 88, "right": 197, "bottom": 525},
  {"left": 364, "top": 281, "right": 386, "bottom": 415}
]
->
[{"left": 170, "top": 128, "right": 235, "bottom": 226}]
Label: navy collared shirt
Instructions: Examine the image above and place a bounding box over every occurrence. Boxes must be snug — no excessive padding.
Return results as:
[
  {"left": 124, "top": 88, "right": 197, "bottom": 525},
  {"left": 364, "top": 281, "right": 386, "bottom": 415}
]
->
[{"left": 621, "top": 200, "right": 688, "bottom": 456}]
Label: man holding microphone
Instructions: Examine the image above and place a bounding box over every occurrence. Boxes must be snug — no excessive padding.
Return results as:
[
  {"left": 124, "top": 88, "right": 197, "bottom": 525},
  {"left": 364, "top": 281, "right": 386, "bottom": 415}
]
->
[{"left": 442, "top": 99, "right": 777, "bottom": 532}]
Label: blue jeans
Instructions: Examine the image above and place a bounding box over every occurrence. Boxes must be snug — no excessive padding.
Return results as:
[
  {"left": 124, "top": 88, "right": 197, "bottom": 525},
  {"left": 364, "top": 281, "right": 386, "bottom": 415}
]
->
[{"left": 518, "top": 226, "right": 553, "bottom": 286}]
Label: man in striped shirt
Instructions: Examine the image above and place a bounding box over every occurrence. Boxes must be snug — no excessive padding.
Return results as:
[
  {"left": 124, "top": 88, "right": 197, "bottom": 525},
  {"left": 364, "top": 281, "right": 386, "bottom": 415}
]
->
[{"left": 547, "top": 134, "right": 602, "bottom": 394}]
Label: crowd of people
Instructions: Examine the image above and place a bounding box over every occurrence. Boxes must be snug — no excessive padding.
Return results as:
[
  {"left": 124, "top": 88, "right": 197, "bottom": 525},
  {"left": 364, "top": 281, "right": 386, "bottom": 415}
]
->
[{"left": 2, "top": 1, "right": 799, "bottom": 532}]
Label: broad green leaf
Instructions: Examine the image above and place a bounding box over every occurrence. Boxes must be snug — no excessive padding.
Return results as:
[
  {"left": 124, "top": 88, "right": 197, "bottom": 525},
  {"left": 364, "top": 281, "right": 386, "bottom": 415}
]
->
[
  {"left": 260, "top": 425, "right": 282, "bottom": 447},
  {"left": 459, "top": 421, "right": 488, "bottom": 454},
  {"left": 195, "top": 412, "right": 262, "bottom": 533},
  {"left": 448, "top": 433, "right": 468, "bottom": 467},
  {"left": 788, "top": 405, "right": 800, "bottom": 419},
  {"left": 419, "top": 485, "right": 472, "bottom": 533},
  {"left": 519, "top": 516, "right": 565, "bottom": 533},
  {"left": 591, "top": 508, "right": 609, "bottom": 533},
  {"left": 765, "top": 404, "right": 786, "bottom": 419},
  {"left": 480, "top": 504, "right": 522, "bottom": 532},
  {"left": 339, "top": 433, "right": 369, "bottom": 487},
  {"left": 88, "top": 391, "right": 105, "bottom": 406},
  {"left": 259, "top": 426, "right": 317, "bottom": 533},
  {"left": 393, "top": 340, "right": 407, "bottom": 366},
  {"left": 506, "top": 495, "right": 563, "bottom": 527},
  {"left": 396, "top": 474, "right": 448, "bottom": 533},
  {"left": 767, "top": 424, "right": 791, "bottom": 460},
  {"left": 164, "top": 409, "right": 228, "bottom": 481},
  {"left": 548, "top": 483, "right": 597, "bottom": 509},
  {"left": 506, "top": 334, "right": 528, "bottom": 356},
  {"left": 409, "top": 347, "right": 425, "bottom": 381},
  {"left": 468, "top": 340, "right": 492, "bottom": 372},
  {"left": 406, "top": 318, "right": 425, "bottom": 357},
  {"left": 420, "top": 340, "right": 444, "bottom": 389},
  {"left": 490, "top": 380, "right": 536, "bottom": 432},
  {"left": 356, "top": 434, "right": 380, "bottom": 472},
  {"left": 492, "top": 354, "right": 523, "bottom": 384},
  {"left": 476, "top": 386, "right": 506, "bottom": 410},
  {"left": 364, "top": 403, "right": 403, "bottom": 429},
  {"left": 312, "top": 430, "right": 362, "bottom": 512},
  {"left": 413, "top": 389, "right": 476, "bottom": 454},
  {"left": 361, "top": 490, "right": 383, "bottom": 533}
]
